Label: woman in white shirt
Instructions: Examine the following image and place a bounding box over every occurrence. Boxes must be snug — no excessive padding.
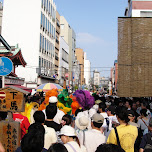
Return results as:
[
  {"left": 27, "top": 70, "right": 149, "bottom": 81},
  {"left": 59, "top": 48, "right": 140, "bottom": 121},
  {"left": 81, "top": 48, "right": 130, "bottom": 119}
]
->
[{"left": 59, "top": 125, "right": 86, "bottom": 152}]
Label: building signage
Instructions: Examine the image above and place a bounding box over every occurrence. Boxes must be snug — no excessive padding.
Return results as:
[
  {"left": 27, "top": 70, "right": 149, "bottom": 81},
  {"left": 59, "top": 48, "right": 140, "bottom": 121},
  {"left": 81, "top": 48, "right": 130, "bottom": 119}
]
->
[
  {"left": 5, "top": 77, "right": 24, "bottom": 85},
  {"left": 0, "top": 57, "right": 13, "bottom": 76}
]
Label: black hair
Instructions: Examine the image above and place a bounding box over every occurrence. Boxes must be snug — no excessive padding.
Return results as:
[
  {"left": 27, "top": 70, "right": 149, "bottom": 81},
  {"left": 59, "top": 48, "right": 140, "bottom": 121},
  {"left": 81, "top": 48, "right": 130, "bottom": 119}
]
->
[
  {"left": 93, "top": 122, "right": 103, "bottom": 128},
  {"left": 33, "top": 111, "right": 45, "bottom": 124},
  {"left": 21, "top": 123, "right": 45, "bottom": 152},
  {"left": 48, "top": 143, "right": 68, "bottom": 152},
  {"left": 62, "top": 114, "right": 72, "bottom": 125},
  {"left": 28, "top": 123, "right": 45, "bottom": 134},
  {"left": 116, "top": 106, "right": 130, "bottom": 124},
  {"left": 96, "top": 144, "right": 125, "bottom": 152},
  {"left": 126, "top": 100, "right": 132, "bottom": 107},
  {"left": 0, "top": 112, "right": 7, "bottom": 120},
  {"left": 140, "top": 109, "right": 147, "bottom": 117},
  {"left": 75, "top": 109, "right": 83, "bottom": 117},
  {"left": 99, "top": 103, "right": 106, "bottom": 112},
  {"left": 46, "top": 104, "right": 57, "bottom": 119}
]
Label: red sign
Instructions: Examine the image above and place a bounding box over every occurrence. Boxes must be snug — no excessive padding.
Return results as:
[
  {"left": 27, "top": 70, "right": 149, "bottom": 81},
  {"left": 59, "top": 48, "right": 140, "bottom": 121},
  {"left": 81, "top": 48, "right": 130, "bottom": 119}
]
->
[
  {"left": 65, "top": 73, "right": 69, "bottom": 78},
  {"left": 0, "top": 91, "right": 6, "bottom": 99}
]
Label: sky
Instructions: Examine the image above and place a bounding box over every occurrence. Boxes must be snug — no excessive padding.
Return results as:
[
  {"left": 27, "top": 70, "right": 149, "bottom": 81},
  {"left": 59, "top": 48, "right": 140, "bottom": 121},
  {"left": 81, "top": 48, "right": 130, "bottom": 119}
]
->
[
  {"left": 54, "top": 0, "right": 128, "bottom": 77},
  {"left": 0, "top": 0, "right": 128, "bottom": 77}
]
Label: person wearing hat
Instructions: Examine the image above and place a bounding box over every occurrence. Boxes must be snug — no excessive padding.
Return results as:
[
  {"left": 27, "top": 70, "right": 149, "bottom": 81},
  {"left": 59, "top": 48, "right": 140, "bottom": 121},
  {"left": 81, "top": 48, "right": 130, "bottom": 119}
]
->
[
  {"left": 75, "top": 116, "right": 89, "bottom": 146},
  {"left": 43, "top": 96, "right": 65, "bottom": 124},
  {"left": 84, "top": 113, "right": 106, "bottom": 152},
  {"left": 59, "top": 125, "right": 86, "bottom": 152}
]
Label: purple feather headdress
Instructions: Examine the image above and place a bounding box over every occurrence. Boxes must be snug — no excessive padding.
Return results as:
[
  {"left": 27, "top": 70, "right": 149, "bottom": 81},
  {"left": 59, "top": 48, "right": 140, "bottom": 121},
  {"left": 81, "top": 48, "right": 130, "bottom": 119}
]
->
[{"left": 75, "top": 90, "right": 95, "bottom": 110}]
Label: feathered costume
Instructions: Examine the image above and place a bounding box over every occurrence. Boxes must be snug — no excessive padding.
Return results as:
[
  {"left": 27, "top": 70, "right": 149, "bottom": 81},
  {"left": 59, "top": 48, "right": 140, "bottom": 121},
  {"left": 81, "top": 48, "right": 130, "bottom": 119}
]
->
[
  {"left": 75, "top": 90, "right": 95, "bottom": 110},
  {"left": 57, "top": 89, "right": 73, "bottom": 114},
  {"left": 70, "top": 94, "right": 80, "bottom": 115},
  {"left": 38, "top": 89, "right": 58, "bottom": 111}
]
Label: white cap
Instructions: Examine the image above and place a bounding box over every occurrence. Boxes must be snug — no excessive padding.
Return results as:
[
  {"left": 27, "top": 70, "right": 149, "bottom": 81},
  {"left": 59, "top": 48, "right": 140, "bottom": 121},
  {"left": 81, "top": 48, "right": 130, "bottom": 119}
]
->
[
  {"left": 59, "top": 125, "right": 76, "bottom": 136},
  {"left": 49, "top": 96, "right": 58, "bottom": 103},
  {"left": 75, "top": 116, "right": 89, "bottom": 130}
]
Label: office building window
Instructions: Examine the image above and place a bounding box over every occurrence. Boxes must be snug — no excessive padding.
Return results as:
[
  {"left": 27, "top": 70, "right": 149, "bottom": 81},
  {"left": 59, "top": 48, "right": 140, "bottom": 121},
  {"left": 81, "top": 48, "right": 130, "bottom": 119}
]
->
[
  {"left": 43, "top": 16, "right": 45, "bottom": 29},
  {"left": 45, "top": 38, "right": 46, "bottom": 52},
  {"left": 39, "top": 56, "right": 41, "bottom": 67},
  {"left": 42, "top": 58, "right": 43, "bottom": 67},
  {"left": 50, "top": 22, "right": 51, "bottom": 36},
  {"left": 41, "top": 12, "right": 43, "bottom": 26},
  {"left": 40, "top": 34, "right": 42, "bottom": 51},
  {"left": 42, "top": 36, "right": 44, "bottom": 50},
  {"left": 48, "top": 21, "right": 49, "bottom": 34},
  {"left": 46, "top": 18, "right": 47, "bottom": 31},
  {"left": 51, "top": 4, "right": 52, "bottom": 16},
  {"left": 49, "top": 2, "right": 50, "bottom": 14},
  {"left": 44, "top": 0, "right": 46, "bottom": 10},
  {"left": 41, "top": 0, "right": 43, "bottom": 7},
  {"left": 46, "top": 0, "right": 48, "bottom": 11}
]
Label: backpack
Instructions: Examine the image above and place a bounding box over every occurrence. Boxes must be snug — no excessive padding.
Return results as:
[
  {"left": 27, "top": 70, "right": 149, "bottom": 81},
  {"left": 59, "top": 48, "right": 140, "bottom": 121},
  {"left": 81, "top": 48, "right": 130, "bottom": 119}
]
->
[{"left": 144, "top": 133, "right": 152, "bottom": 150}]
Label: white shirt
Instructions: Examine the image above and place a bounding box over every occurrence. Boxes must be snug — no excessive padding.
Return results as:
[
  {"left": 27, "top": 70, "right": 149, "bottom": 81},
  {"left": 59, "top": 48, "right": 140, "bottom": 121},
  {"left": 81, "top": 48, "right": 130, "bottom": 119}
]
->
[
  {"left": 43, "top": 108, "right": 65, "bottom": 124},
  {"left": 64, "top": 141, "right": 86, "bottom": 152},
  {"left": 84, "top": 129, "right": 106, "bottom": 152},
  {"left": 43, "top": 125, "right": 57, "bottom": 149}
]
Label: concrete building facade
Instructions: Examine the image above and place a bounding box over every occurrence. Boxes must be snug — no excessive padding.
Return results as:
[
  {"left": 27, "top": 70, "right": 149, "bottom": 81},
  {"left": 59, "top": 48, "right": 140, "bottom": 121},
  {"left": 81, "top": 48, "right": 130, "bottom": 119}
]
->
[
  {"left": 75, "top": 48, "right": 85, "bottom": 86},
  {"left": 84, "top": 52, "right": 91, "bottom": 87},
  {"left": 55, "top": 11, "right": 60, "bottom": 75},
  {"left": 2, "top": 0, "right": 56, "bottom": 87},
  {"left": 60, "top": 16, "right": 76, "bottom": 88},
  {"left": 58, "top": 36, "right": 69, "bottom": 87},
  {"left": 125, "top": 0, "right": 152, "bottom": 17},
  {"left": 93, "top": 70, "right": 100, "bottom": 86}
]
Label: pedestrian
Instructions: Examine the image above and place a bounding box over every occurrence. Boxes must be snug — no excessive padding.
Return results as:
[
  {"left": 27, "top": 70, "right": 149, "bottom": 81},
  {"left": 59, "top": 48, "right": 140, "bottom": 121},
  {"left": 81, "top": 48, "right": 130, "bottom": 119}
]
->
[
  {"left": 95, "top": 143, "right": 125, "bottom": 152},
  {"left": 59, "top": 125, "right": 86, "bottom": 152},
  {"left": 107, "top": 106, "right": 138, "bottom": 152},
  {"left": 33, "top": 111, "right": 57, "bottom": 149},
  {"left": 43, "top": 96, "right": 65, "bottom": 124},
  {"left": 61, "top": 114, "right": 72, "bottom": 126},
  {"left": 84, "top": 113, "right": 106, "bottom": 152},
  {"left": 137, "top": 109, "right": 149, "bottom": 133},
  {"left": 47, "top": 143, "right": 68, "bottom": 152}
]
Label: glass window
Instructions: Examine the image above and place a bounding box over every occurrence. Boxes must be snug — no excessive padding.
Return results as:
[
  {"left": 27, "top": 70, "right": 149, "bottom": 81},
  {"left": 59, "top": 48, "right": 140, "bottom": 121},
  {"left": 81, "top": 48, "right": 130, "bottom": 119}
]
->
[
  {"left": 43, "top": 16, "right": 45, "bottom": 29},
  {"left": 52, "top": 25, "right": 53, "bottom": 36},
  {"left": 49, "top": 2, "right": 50, "bottom": 14},
  {"left": 50, "top": 22, "right": 52, "bottom": 35},
  {"left": 42, "top": 36, "right": 44, "bottom": 49},
  {"left": 40, "top": 34, "right": 42, "bottom": 50},
  {"left": 45, "top": 38, "right": 46, "bottom": 52},
  {"left": 51, "top": 4, "right": 52, "bottom": 16},
  {"left": 42, "top": 58, "right": 43, "bottom": 67},
  {"left": 39, "top": 56, "right": 41, "bottom": 67},
  {"left": 41, "top": 0, "right": 43, "bottom": 7},
  {"left": 44, "top": 0, "right": 46, "bottom": 9},
  {"left": 46, "top": 0, "right": 48, "bottom": 11},
  {"left": 41, "top": 12, "right": 43, "bottom": 26},
  {"left": 60, "top": 24, "right": 64, "bottom": 29},
  {"left": 48, "top": 21, "right": 49, "bottom": 34},
  {"left": 46, "top": 18, "right": 47, "bottom": 31}
]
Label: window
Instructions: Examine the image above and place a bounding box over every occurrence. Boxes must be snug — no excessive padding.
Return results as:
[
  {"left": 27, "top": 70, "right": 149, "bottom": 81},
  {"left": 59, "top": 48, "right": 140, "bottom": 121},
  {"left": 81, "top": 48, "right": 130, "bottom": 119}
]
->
[
  {"left": 42, "top": 58, "right": 44, "bottom": 67},
  {"left": 41, "top": 12, "right": 43, "bottom": 26},
  {"left": 46, "top": 0, "right": 48, "bottom": 11},
  {"left": 43, "top": 16, "right": 45, "bottom": 29},
  {"left": 44, "top": 0, "right": 46, "bottom": 10},
  {"left": 42, "top": 36, "right": 44, "bottom": 50},
  {"left": 50, "top": 22, "right": 51, "bottom": 36},
  {"left": 41, "top": 0, "right": 43, "bottom": 7},
  {"left": 51, "top": 25, "right": 53, "bottom": 37},
  {"left": 140, "top": 11, "right": 152, "bottom": 17},
  {"left": 49, "top": 2, "right": 50, "bottom": 14},
  {"left": 54, "top": 27, "right": 55, "bottom": 38},
  {"left": 40, "top": 34, "right": 42, "bottom": 51},
  {"left": 46, "top": 18, "right": 47, "bottom": 31},
  {"left": 45, "top": 38, "right": 46, "bottom": 52},
  {"left": 51, "top": 4, "right": 52, "bottom": 16},
  {"left": 48, "top": 21, "right": 49, "bottom": 34},
  {"left": 39, "top": 56, "right": 41, "bottom": 67}
]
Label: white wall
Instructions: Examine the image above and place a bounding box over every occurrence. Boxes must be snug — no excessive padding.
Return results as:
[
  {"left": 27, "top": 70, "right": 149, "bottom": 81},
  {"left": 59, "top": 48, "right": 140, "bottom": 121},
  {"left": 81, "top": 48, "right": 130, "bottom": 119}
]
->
[
  {"left": 2, "top": 0, "right": 41, "bottom": 82},
  {"left": 59, "top": 36, "right": 69, "bottom": 79}
]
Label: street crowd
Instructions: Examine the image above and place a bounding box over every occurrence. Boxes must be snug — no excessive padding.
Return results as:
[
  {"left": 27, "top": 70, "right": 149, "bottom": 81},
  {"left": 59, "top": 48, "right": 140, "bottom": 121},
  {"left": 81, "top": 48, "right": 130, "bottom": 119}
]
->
[{"left": 0, "top": 89, "right": 152, "bottom": 152}]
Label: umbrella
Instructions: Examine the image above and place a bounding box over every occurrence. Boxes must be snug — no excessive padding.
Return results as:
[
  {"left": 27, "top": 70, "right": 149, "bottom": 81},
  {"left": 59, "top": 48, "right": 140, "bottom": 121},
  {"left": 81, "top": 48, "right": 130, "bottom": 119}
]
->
[{"left": 36, "top": 83, "right": 63, "bottom": 92}]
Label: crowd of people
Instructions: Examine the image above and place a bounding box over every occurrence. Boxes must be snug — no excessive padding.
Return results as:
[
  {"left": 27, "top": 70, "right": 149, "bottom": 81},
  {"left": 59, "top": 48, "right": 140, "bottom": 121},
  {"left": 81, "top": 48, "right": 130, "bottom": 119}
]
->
[{"left": 0, "top": 89, "right": 152, "bottom": 152}]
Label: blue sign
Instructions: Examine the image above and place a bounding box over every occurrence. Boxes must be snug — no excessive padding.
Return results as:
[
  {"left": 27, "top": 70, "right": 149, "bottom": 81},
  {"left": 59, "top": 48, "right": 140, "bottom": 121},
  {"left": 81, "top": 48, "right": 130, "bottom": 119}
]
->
[{"left": 0, "top": 57, "right": 13, "bottom": 76}]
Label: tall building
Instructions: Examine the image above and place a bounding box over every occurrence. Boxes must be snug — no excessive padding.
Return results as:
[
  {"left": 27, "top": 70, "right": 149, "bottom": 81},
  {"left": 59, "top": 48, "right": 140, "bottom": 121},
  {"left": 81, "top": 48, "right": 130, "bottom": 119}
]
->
[
  {"left": 2, "top": 0, "right": 56, "bottom": 87},
  {"left": 93, "top": 70, "right": 100, "bottom": 86},
  {"left": 58, "top": 36, "right": 69, "bottom": 87},
  {"left": 75, "top": 48, "right": 85, "bottom": 86},
  {"left": 55, "top": 11, "right": 60, "bottom": 76},
  {"left": 84, "top": 52, "right": 91, "bottom": 87},
  {"left": 125, "top": 0, "right": 152, "bottom": 17},
  {"left": 60, "top": 16, "right": 76, "bottom": 88}
]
